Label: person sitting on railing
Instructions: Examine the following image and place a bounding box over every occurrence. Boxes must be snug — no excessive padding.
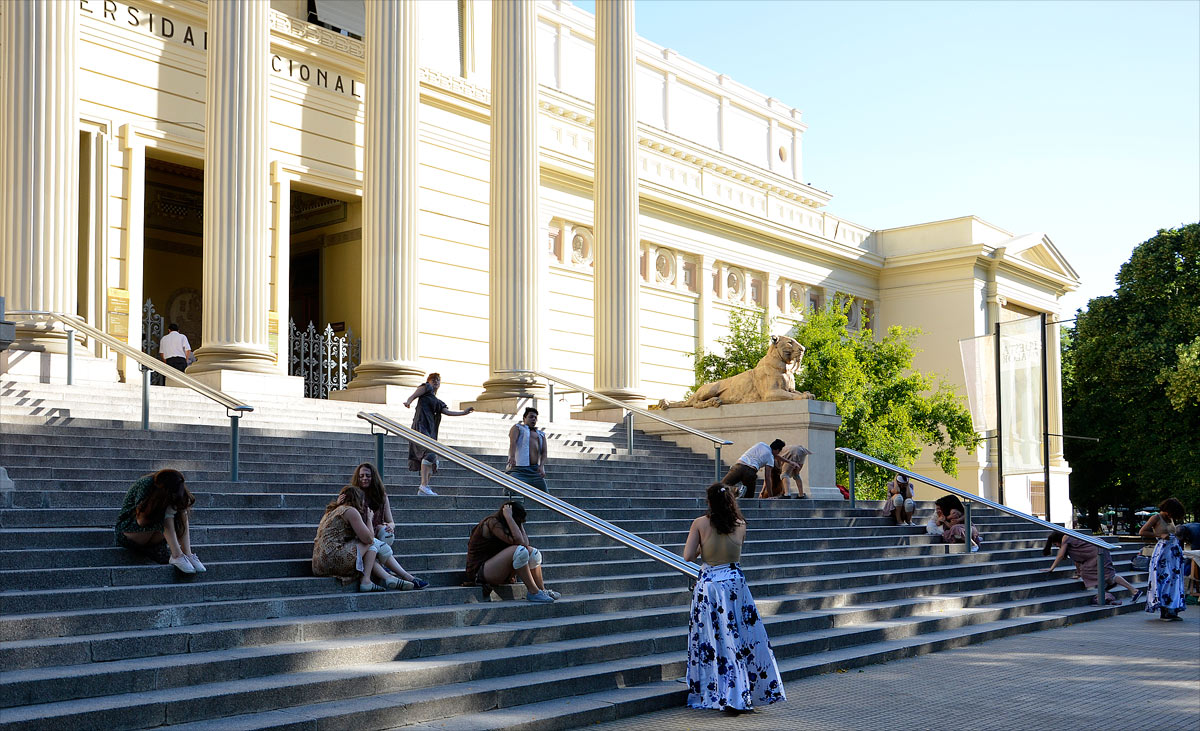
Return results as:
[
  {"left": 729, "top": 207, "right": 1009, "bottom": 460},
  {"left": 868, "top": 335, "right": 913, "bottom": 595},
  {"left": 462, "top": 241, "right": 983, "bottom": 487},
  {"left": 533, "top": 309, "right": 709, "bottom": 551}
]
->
[
  {"left": 463, "top": 501, "right": 557, "bottom": 603},
  {"left": 934, "top": 495, "right": 981, "bottom": 552},
  {"left": 682, "top": 482, "right": 785, "bottom": 714},
  {"left": 760, "top": 443, "right": 811, "bottom": 499},
  {"left": 313, "top": 485, "right": 425, "bottom": 592},
  {"left": 881, "top": 474, "right": 916, "bottom": 526},
  {"left": 404, "top": 372, "right": 475, "bottom": 497},
  {"left": 721, "top": 439, "right": 784, "bottom": 500},
  {"left": 506, "top": 407, "right": 549, "bottom": 492},
  {"left": 114, "top": 469, "right": 205, "bottom": 574},
  {"left": 1042, "top": 530, "right": 1140, "bottom": 604},
  {"left": 347, "top": 461, "right": 429, "bottom": 590},
  {"left": 1139, "top": 498, "right": 1187, "bottom": 621}
]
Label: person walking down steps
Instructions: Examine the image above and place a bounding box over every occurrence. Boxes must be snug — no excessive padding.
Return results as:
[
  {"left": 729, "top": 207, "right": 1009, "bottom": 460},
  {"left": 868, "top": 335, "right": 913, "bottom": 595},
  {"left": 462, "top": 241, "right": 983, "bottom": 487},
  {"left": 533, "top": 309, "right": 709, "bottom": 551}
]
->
[{"left": 403, "top": 372, "right": 474, "bottom": 496}]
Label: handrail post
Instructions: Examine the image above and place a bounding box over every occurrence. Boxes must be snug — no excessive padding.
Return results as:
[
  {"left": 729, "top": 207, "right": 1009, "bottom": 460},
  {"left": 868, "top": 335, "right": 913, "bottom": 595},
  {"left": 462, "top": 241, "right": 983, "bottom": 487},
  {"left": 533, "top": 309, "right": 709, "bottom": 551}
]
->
[
  {"left": 375, "top": 431, "right": 386, "bottom": 479},
  {"left": 1096, "top": 552, "right": 1106, "bottom": 606},
  {"left": 141, "top": 366, "right": 150, "bottom": 430},
  {"left": 548, "top": 382, "right": 555, "bottom": 423},
  {"left": 229, "top": 413, "right": 241, "bottom": 482},
  {"left": 848, "top": 455, "right": 856, "bottom": 508},
  {"left": 714, "top": 444, "right": 722, "bottom": 481},
  {"left": 964, "top": 500, "right": 973, "bottom": 553},
  {"left": 625, "top": 410, "right": 634, "bottom": 455},
  {"left": 65, "top": 328, "right": 74, "bottom": 385}
]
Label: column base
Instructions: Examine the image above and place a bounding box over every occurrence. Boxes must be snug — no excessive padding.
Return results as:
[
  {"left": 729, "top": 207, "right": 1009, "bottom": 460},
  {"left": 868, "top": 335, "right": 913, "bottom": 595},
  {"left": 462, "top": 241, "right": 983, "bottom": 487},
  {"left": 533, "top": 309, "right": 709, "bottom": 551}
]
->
[
  {"left": 0, "top": 348, "right": 120, "bottom": 385},
  {"left": 185, "top": 369, "right": 303, "bottom": 399},
  {"left": 329, "top": 384, "right": 414, "bottom": 406},
  {"left": 470, "top": 373, "right": 544, "bottom": 408},
  {"left": 582, "top": 388, "right": 646, "bottom": 411},
  {"left": 347, "top": 361, "right": 425, "bottom": 390},
  {"left": 190, "top": 345, "right": 278, "bottom": 376}
]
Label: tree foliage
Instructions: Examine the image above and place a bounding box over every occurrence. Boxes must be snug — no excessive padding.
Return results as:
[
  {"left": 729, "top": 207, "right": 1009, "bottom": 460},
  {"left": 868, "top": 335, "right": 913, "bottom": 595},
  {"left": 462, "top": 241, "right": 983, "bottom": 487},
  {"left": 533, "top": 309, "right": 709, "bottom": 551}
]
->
[
  {"left": 1063, "top": 223, "right": 1200, "bottom": 520},
  {"left": 692, "top": 302, "right": 980, "bottom": 499}
]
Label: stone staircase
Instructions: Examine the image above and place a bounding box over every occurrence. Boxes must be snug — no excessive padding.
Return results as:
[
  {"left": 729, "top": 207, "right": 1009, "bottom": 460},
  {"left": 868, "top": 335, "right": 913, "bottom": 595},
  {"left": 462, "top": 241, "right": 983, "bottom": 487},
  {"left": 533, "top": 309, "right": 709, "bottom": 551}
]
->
[{"left": 0, "top": 378, "right": 1144, "bottom": 730}]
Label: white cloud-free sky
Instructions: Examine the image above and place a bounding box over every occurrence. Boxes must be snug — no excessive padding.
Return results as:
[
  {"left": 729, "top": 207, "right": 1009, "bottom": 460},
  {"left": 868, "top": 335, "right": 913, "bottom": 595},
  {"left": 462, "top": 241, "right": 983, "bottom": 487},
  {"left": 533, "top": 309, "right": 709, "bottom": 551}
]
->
[{"left": 573, "top": 0, "right": 1200, "bottom": 315}]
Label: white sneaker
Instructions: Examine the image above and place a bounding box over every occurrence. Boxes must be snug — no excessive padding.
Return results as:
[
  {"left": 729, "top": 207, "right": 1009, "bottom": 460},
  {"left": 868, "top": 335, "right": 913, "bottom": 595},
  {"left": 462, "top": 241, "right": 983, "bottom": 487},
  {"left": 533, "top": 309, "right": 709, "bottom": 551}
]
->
[
  {"left": 544, "top": 589, "right": 562, "bottom": 600},
  {"left": 169, "top": 554, "right": 196, "bottom": 574},
  {"left": 416, "top": 486, "right": 438, "bottom": 496},
  {"left": 187, "top": 553, "right": 207, "bottom": 572},
  {"left": 970, "top": 543, "right": 980, "bottom": 553}
]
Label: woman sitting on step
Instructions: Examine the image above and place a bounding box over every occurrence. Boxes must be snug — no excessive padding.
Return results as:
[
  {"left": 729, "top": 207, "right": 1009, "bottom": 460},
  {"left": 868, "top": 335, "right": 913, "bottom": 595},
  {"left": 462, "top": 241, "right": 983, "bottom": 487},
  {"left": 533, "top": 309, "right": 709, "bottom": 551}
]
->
[
  {"left": 683, "top": 482, "right": 785, "bottom": 714},
  {"left": 1042, "top": 530, "right": 1140, "bottom": 604},
  {"left": 114, "top": 468, "right": 205, "bottom": 574},
  {"left": 934, "top": 495, "right": 981, "bottom": 552},
  {"left": 463, "top": 501, "right": 557, "bottom": 603},
  {"left": 313, "top": 485, "right": 427, "bottom": 592}
]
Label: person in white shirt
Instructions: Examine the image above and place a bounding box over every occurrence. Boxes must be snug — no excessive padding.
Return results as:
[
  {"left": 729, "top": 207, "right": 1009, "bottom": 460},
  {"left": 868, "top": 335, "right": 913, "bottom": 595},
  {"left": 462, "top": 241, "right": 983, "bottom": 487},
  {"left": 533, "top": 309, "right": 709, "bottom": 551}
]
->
[
  {"left": 158, "top": 323, "right": 192, "bottom": 372},
  {"left": 720, "top": 439, "right": 784, "bottom": 499}
]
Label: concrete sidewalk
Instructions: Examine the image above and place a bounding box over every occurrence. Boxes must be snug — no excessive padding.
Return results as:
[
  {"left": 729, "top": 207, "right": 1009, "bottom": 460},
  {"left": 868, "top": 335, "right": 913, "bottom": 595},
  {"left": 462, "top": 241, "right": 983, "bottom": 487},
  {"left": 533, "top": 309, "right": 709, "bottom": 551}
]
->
[{"left": 585, "top": 609, "right": 1200, "bottom": 730}]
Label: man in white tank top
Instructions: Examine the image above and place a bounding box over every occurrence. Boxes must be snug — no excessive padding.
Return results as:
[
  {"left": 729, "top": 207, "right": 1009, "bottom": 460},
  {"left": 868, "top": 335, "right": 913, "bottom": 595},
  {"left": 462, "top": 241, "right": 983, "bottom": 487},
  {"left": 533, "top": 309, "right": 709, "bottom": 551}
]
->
[{"left": 506, "top": 407, "right": 548, "bottom": 492}]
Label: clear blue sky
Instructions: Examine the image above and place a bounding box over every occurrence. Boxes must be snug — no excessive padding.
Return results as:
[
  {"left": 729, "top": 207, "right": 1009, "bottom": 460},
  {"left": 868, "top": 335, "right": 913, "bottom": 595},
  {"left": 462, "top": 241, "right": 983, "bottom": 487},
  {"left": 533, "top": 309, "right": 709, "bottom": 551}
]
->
[{"left": 573, "top": 0, "right": 1200, "bottom": 315}]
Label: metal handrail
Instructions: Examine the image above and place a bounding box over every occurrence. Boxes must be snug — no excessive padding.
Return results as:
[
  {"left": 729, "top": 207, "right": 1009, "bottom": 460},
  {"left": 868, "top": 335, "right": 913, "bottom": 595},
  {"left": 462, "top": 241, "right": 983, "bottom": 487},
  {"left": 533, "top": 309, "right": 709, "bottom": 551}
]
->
[
  {"left": 8, "top": 310, "right": 254, "bottom": 480},
  {"left": 838, "top": 446, "right": 1119, "bottom": 606},
  {"left": 496, "top": 368, "right": 733, "bottom": 480},
  {"left": 358, "top": 411, "right": 701, "bottom": 580}
]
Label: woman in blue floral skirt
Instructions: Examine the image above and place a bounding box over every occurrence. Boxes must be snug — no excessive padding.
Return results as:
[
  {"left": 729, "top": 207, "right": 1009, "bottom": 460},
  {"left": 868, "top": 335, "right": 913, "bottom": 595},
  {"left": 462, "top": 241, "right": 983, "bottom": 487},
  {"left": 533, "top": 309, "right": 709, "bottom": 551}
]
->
[
  {"left": 682, "top": 481, "right": 785, "bottom": 713},
  {"left": 1139, "top": 497, "right": 1187, "bottom": 621}
]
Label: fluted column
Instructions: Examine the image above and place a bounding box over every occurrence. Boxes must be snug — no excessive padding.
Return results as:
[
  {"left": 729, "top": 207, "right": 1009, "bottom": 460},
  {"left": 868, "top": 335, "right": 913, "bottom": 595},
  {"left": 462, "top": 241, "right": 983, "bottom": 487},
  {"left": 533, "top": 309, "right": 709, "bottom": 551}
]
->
[
  {"left": 347, "top": 0, "right": 424, "bottom": 390},
  {"left": 0, "top": 1, "right": 78, "bottom": 353},
  {"left": 591, "top": 0, "right": 642, "bottom": 405},
  {"left": 474, "top": 0, "right": 542, "bottom": 403},
  {"left": 190, "top": 1, "right": 274, "bottom": 374}
]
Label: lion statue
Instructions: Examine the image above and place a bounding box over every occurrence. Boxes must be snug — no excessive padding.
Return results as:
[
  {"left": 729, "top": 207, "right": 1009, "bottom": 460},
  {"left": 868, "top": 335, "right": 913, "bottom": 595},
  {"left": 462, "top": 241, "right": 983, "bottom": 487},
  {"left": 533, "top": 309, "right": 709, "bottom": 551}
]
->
[{"left": 657, "top": 334, "right": 813, "bottom": 409}]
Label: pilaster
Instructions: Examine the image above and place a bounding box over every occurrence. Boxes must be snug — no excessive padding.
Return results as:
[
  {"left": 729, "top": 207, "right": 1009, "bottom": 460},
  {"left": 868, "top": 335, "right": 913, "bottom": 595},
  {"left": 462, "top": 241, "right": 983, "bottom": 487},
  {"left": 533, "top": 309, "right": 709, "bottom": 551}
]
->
[
  {"left": 0, "top": 0, "right": 78, "bottom": 354},
  {"left": 590, "top": 0, "right": 642, "bottom": 407},
  {"left": 345, "top": 0, "right": 424, "bottom": 396},
  {"left": 471, "top": 0, "right": 543, "bottom": 411},
  {"left": 191, "top": 0, "right": 276, "bottom": 377}
]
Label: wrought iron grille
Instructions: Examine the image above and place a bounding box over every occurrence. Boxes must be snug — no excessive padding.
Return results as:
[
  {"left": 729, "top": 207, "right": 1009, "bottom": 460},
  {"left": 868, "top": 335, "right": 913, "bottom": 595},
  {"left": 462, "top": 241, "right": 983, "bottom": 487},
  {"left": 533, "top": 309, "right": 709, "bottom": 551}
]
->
[
  {"left": 288, "top": 320, "right": 361, "bottom": 399},
  {"left": 141, "top": 299, "right": 166, "bottom": 385}
]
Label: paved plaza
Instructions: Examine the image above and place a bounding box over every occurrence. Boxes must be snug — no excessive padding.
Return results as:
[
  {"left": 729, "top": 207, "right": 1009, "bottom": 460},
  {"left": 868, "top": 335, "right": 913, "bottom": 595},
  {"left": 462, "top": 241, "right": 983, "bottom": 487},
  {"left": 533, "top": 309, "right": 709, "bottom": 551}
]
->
[{"left": 587, "top": 609, "right": 1200, "bottom": 730}]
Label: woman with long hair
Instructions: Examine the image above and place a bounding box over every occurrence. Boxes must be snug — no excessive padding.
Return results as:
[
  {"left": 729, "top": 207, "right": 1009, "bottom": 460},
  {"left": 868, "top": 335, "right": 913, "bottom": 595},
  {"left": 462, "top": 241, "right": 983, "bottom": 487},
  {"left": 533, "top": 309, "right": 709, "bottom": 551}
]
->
[
  {"left": 350, "top": 462, "right": 393, "bottom": 536},
  {"left": 463, "top": 501, "right": 557, "bottom": 603},
  {"left": 114, "top": 469, "right": 204, "bottom": 574},
  {"left": 313, "top": 485, "right": 426, "bottom": 592},
  {"left": 682, "top": 482, "right": 785, "bottom": 714},
  {"left": 934, "top": 494, "right": 981, "bottom": 552},
  {"left": 1042, "top": 530, "right": 1141, "bottom": 603},
  {"left": 403, "top": 372, "right": 475, "bottom": 496},
  {"left": 1139, "top": 497, "right": 1187, "bottom": 620}
]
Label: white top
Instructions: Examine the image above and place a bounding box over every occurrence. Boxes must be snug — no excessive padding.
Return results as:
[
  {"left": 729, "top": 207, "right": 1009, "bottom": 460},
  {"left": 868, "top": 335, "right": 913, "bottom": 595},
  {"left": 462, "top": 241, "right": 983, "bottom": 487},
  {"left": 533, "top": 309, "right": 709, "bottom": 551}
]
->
[
  {"left": 737, "top": 442, "right": 774, "bottom": 470},
  {"left": 159, "top": 331, "right": 191, "bottom": 359},
  {"left": 512, "top": 424, "right": 544, "bottom": 467}
]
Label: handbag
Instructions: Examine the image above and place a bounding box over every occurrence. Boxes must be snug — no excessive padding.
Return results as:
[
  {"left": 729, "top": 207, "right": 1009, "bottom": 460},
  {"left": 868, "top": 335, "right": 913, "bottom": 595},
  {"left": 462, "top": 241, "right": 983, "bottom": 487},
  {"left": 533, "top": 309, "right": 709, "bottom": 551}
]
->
[{"left": 1131, "top": 545, "right": 1154, "bottom": 572}]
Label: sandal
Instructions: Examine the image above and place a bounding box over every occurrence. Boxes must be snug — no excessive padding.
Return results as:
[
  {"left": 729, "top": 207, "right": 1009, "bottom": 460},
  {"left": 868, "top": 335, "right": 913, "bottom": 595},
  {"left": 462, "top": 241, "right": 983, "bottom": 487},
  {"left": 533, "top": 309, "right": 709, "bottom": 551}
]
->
[{"left": 358, "top": 582, "right": 387, "bottom": 593}]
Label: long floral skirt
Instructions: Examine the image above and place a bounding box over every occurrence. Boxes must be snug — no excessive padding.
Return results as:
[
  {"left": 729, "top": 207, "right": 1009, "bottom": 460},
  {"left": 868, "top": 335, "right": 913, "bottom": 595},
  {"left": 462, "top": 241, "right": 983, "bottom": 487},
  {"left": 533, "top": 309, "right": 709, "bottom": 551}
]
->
[
  {"left": 1145, "top": 536, "right": 1186, "bottom": 614},
  {"left": 686, "top": 563, "right": 785, "bottom": 711}
]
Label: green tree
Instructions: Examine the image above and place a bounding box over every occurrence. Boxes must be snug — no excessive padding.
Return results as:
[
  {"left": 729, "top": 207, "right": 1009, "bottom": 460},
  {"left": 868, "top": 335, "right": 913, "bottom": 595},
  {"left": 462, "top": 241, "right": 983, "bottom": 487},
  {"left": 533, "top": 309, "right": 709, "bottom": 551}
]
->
[
  {"left": 692, "top": 301, "right": 980, "bottom": 499},
  {"left": 1063, "top": 223, "right": 1200, "bottom": 520}
]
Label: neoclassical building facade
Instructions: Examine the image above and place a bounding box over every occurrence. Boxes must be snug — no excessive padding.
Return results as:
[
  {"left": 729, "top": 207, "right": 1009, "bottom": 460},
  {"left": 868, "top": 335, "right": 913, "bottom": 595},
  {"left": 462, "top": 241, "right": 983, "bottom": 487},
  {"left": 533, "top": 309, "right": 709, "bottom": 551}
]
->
[{"left": 0, "top": 0, "right": 1079, "bottom": 518}]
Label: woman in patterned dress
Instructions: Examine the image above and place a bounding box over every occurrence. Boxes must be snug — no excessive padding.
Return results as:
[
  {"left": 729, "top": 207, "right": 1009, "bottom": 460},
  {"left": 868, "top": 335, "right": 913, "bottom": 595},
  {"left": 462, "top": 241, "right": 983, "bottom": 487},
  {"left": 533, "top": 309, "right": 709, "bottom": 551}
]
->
[
  {"left": 1139, "top": 497, "right": 1187, "bottom": 621},
  {"left": 682, "top": 482, "right": 785, "bottom": 713},
  {"left": 313, "top": 485, "right": 424, "bottom": 592}
]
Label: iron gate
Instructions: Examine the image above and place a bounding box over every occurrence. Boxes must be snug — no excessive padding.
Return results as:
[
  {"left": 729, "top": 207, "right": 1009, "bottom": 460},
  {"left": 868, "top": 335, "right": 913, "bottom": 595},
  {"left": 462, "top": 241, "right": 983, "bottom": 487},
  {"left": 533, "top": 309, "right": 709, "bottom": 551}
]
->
[{"left": 288, "top": 320, "right": 361, "bottom": 399}]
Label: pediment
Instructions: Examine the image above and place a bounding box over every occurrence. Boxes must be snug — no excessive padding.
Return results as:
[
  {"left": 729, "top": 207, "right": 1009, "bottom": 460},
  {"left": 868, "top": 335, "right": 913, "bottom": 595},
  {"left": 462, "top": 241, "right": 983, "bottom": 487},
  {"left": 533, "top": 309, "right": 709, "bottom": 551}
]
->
[{"left": 1000, "top": 233, "right": 1079, "bottom": 282}]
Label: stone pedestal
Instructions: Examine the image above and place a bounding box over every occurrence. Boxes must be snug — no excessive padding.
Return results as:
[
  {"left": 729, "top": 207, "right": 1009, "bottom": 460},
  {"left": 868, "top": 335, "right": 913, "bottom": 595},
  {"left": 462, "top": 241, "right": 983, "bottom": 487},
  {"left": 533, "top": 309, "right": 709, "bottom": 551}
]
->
[
  {"left": 0, "top": 348, "right": 119, "bottom": 385},
  {"left": 185, "top": 370, "right": 303, "bottom": 399},
  {"left": 577, "top": 400, "right": 843, "bottom": 497},
  {"left": 330, "top": 384, "right": 415, "bottom": 406}
]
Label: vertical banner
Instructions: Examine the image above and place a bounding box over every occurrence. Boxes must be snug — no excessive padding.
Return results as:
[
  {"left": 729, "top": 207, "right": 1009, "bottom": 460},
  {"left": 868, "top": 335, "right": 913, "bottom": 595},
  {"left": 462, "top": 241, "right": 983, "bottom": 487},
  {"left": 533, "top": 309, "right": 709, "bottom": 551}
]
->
[
  {"left": 959, "top": 333, "right": 996, "bottom": 432},
  {"left": 999, "top": 315, "right": 1043, "bottom": 474}
]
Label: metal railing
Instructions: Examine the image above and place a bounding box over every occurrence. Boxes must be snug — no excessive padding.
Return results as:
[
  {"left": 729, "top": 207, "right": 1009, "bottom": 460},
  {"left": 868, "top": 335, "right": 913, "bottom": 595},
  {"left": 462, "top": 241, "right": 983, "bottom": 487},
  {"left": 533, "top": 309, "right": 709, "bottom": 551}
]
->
[
  {"left": 358, "top": 411, "right": 700, "bottom": 580},
  {"left": 838, "top": 447, "right": 1118, "bottom": 606},
  {"left": 496, "top": 369, "right": 733, "bottom": 481},
  {"left": 8, "top": 310, "right": 254, "bottom": 481}
]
